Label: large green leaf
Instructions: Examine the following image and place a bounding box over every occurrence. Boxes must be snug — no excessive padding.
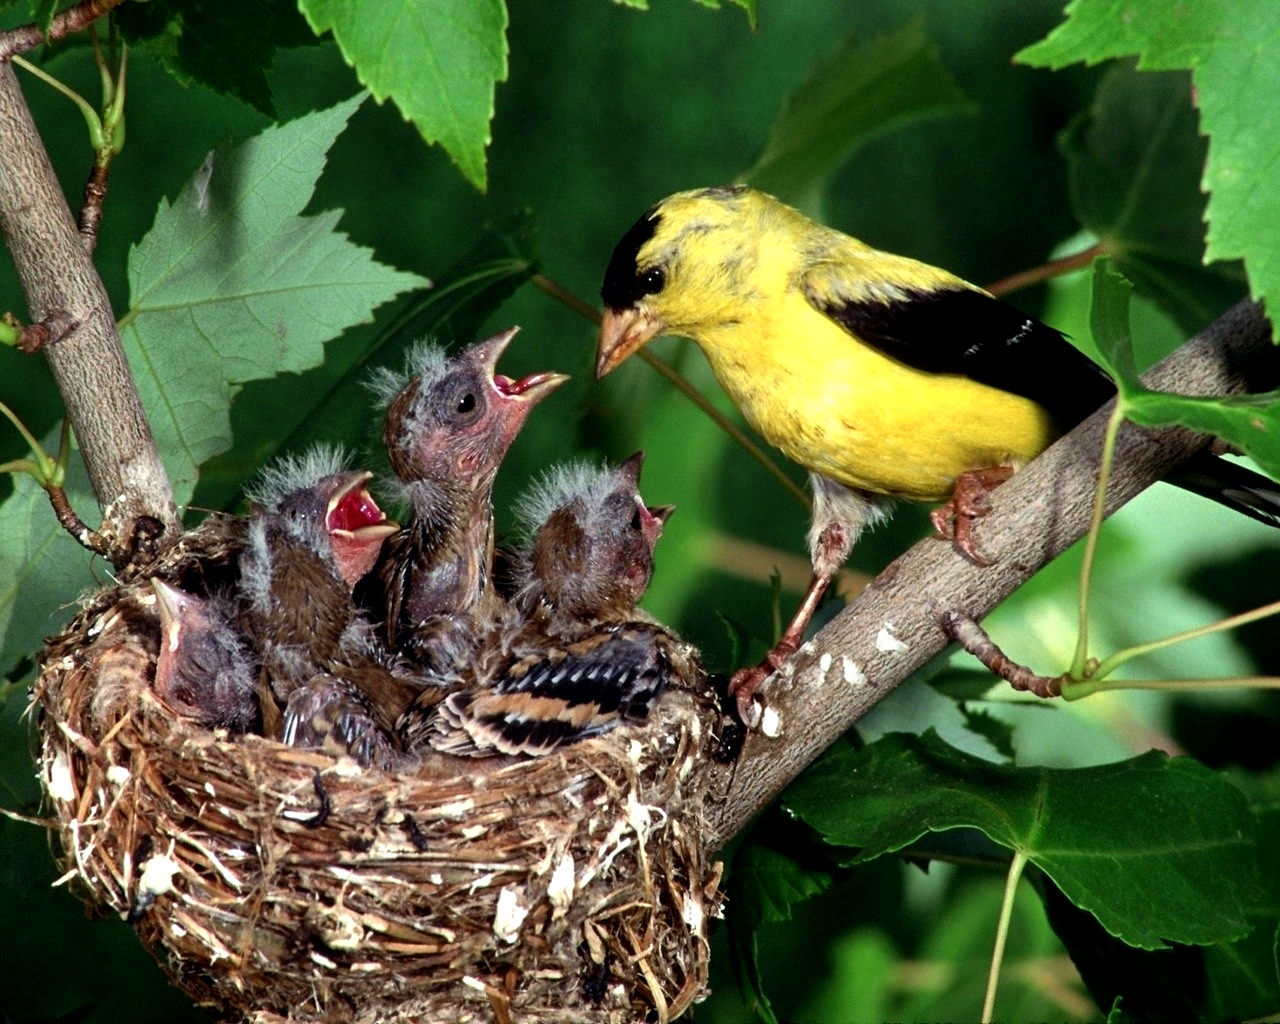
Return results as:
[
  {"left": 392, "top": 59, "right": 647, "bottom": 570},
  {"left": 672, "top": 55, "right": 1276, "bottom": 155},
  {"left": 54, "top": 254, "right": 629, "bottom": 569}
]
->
[
  {"left": 1088, "top": 260, "right": 1280, "bottom": 479},
  {"left": 784, "top": 731, "right": 1260, "bottom": 950},
  {"left": 742, "top": 16, "right": 972, "bottom": 215},
  {"left": 727, "top": 840, "right": 835, "bottom": 1024},
  {"left": 1062, "top": 63, "right": 1244, "bottom": 335},
  {"left": 298, "top": 0, "right": 508, "bottom": 190},
  {"left": 115, "top": 0, "right": 315, "bottom": 114},
  {"left": 1018, "top": 0, "right": 1280, "bottom": 340},
  {"left": 119, "top": 94, "right": 427, "bottom": 507},
  {"left": 194, "top": 226, "right": 535, "bottom": 511},
  {"left": 0, "top": 434, "right": 98, "bottom": 682}
]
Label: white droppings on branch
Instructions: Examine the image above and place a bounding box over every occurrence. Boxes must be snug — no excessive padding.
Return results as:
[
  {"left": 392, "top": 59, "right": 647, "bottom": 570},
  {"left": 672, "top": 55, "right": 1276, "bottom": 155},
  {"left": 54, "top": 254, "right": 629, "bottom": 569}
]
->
[
  {"left": 760, "top": 706, "right": 782, "bottom": 738},
  {"left": 841, "top": 655, "right": 866, "bottom": 687},
  {"left": 875, "top": 622, "right": 908, "bottom": 653}
]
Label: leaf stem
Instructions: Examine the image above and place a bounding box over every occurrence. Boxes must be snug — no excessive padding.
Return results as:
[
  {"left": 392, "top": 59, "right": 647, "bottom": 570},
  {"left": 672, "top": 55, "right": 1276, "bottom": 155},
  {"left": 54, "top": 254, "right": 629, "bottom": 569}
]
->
[
  {"left": 530, "top": 273, "right": 810, "bottom": 509},
  {"left": 0, "top": 396, "right": 50, "bottom": 470},
  {"left": 1062, "top": 675, "right": 1280, "bottom": 701},
  {"left": 1091, "top": 599, "right": 1280, "bottom": 680},
  {"left": 10, "top": 56, "right": 100, "bottom": 140},
  {"left": 983, "top": 849, "right": 1028, "bottom": 1024},
  {"left": 1070, "top": 403, "right": 1125, "bottom": 680},
  {"left": 985, "top": 242, "right": 1104, "bottom": 298}
]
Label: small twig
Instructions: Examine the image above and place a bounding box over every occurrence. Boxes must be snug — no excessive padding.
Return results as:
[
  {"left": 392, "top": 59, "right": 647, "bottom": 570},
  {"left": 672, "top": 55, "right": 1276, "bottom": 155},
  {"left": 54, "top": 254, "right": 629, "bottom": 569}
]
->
[
  {"left": 2, "top": 308, "right": 79, "bottom": 353},
  {"left": 530, "top": 273, "right": 811, "bottom": 509},
  {"left": 1062, "top": 675, "right": 1280, "bottom": 701},
  {"left": 79, "top": 154, "right": 111, "bottom": 253},
  {"left": 939, "top": 610, "right": 1061, "bottom": 697},
  {"left": 0, "top": 0, "right": 127, "bottom": 62},
  {"left": 985, "top": 242, "right": 1104, "bottom": 298},
  {"left": 46, "top": 481, "right": 110, "bottom": 555}
]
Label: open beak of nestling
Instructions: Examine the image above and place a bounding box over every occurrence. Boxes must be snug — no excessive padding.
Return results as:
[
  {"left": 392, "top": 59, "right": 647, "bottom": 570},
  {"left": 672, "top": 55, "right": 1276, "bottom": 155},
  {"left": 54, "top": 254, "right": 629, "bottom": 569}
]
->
[
  {"left": 597, "top": 306, "right": 664, "bottom": 378},
  {"left": 480, "top": 326, "right": 571, "bottom": 407},
  {"left": 325, "top": 471, "right": 399, "bottom": 588},
  {"left": 150, "top": 578, "right": 191, "bottom": 653}
]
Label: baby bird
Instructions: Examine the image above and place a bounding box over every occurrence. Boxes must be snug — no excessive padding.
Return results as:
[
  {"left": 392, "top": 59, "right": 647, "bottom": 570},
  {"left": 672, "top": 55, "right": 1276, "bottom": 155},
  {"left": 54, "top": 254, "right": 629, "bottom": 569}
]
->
[
  {"left": 365, "top": 328, "right": 568, "bottom": 674},
  {"left": 150, "top": 578, "right": 257, "bottom": 732},
  {"left": 400, "top": 452, "right": 696, "bottom": 758},
  {"left": 596, "top": 184, "right": 1280, "bottom": 717},
  {"left": 238, "top": 447, "right": 409, "bottom": 763}
]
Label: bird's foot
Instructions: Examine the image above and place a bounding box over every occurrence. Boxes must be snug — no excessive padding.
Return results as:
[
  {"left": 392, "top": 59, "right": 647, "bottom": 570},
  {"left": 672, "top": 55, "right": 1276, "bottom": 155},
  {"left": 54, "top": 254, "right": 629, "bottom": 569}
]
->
[
  {"left": 728, "top": 637, "right": 799, "bottom": 726},
  {"left": 931, "top": 466, "right": 1015, "bottom": 566}
]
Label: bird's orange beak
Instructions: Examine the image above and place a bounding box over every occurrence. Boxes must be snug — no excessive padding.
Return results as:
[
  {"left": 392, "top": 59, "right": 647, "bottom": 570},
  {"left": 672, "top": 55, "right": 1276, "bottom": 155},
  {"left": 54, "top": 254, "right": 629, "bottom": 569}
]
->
[{"left": 596, "top": 307, "right": 664, "bottom": 378}]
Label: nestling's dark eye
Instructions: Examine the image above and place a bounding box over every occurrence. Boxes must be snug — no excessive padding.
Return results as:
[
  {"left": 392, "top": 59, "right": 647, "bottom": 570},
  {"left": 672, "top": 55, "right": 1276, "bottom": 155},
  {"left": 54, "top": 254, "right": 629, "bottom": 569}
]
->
[
  {"left": 630, "top": 507, "right": 642, "bottom": 531},
  {"left": 456, "top": 392, "right": 476, "bottom": 414},
  {"left": 638, "top": 266, "right": 665, "bottom": 295}
]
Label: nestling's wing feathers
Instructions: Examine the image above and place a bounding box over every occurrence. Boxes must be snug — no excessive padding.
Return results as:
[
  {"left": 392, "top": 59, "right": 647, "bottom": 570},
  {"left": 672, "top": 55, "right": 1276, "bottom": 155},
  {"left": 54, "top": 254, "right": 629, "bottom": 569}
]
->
[
  {"left": 802, "top": 259, "right": 1116, "bottom": 428},
  {"left": 424, "top": 622, "right": 679, "bottom": 757}
]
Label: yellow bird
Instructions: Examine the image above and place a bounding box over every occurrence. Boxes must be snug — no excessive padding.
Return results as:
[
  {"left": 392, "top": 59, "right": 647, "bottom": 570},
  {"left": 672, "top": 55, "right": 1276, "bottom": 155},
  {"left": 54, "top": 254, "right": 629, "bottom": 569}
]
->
[{"left": 595, "top": 184, "right": 1279, "bottom": 716}]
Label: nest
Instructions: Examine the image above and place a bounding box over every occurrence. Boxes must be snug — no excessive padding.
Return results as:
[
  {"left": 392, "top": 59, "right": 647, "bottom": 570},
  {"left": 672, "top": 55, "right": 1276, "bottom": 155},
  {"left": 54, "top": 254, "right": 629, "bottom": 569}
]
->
[{"left": 32, "top": 519, "right": 724, "bottom": 1023}]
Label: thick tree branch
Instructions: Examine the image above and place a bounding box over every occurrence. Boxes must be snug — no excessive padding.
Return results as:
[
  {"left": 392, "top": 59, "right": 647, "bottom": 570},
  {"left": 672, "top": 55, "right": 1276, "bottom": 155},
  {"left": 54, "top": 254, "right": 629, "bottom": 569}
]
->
[
  {"left": 0, "top": 63, "right": 177, "bottom": 551},
  {"left": 705, "top": 300, "right": 1275, "bottom": 850},
  {"left": 0, "top": 0, "right": 127, "bottom": 63}
]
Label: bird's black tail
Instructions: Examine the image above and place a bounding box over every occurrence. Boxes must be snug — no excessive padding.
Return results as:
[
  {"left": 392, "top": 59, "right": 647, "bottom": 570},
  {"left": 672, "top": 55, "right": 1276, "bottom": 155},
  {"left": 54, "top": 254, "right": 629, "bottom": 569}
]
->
[{"left": 1169, "top": 451, "right": 1280, "bottom": 529}]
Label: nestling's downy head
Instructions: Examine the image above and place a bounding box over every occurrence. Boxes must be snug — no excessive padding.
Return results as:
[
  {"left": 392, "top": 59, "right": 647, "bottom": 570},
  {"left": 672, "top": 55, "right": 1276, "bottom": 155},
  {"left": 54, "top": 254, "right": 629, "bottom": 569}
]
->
[
  {"left": 150, "top": 579, "right": 257, "bottom": 731},
  {"left": 375, "top": 329, "right": 570, "bottom": 492},
  {"left": 514, "top": 451, "right": 675, "bottom": 617},
  {"left": 597, "top": 185, "right": 808, "bottom": 376},
  {"left": 246, "top": 446, "right": 398, "bottom": 589}
]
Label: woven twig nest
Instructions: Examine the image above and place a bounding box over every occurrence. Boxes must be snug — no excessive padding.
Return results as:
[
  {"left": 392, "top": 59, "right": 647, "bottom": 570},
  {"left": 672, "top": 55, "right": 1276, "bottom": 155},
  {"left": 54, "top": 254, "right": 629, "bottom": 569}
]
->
[{"left": 32, "top": 519, "right": 723, "bottom": 1023}]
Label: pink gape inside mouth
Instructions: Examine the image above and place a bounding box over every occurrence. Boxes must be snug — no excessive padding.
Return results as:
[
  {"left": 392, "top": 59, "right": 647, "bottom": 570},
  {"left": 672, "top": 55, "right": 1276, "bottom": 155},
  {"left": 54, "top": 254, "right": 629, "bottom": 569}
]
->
[
  {"left": 328, "top": 487, "right": 385, "bottom": 533},
  {"left": 493, "top": 371, "right": 558, "bottom": 397}
]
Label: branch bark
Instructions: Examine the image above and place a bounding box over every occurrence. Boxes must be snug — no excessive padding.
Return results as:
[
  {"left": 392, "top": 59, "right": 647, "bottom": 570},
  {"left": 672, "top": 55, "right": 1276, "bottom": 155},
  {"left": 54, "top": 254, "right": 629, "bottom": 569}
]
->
[
  {"left": 0, "top": 62, "right": 177, "bottom": 549},
  {"left": 705, "top": 299, "right": 1276, "bottom": 851},
  {"left": 0, "top": 0, "right": 128, "bottom": 62}
]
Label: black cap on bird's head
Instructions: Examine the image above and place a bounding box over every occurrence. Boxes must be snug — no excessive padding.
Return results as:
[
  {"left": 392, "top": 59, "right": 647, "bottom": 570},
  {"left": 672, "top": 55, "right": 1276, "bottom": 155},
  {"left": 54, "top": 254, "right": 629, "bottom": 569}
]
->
[
  {"left": 515, "top": 451, "right": 674, "bottom": 616},
  {"left": 378, "top": 328, "right": 570, "bottom": 490},
  {"left": 597, "top": 184, "right": 757, "bottom": 378}
]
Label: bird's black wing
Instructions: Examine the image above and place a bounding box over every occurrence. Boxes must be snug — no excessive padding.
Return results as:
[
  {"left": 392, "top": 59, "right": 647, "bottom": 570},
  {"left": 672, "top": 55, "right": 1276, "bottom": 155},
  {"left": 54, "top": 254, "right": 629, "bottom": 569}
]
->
[
  {"left": 803, "top": 267, "right": 1115, "bottom": 429},
  {"left": 428, "top": 622, "right": 676, "bottom": 758}
]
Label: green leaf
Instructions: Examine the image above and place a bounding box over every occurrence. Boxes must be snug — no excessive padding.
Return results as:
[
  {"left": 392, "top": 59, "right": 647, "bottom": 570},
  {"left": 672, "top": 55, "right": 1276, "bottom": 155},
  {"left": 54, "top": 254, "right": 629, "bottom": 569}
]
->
[
  {"left": 119, "top": 94, "right": 427, "bottom": 506},
  {"left": 1088, "top": 260, "right": 1280, "bottom": 479},
  {"left": 1088, "top": 257, "right": 1138, "bottom": 383},
  {"left": 115, "top": 0, "right": 313, "bottom": 114},
  {"left": 194, "top": 226, "right": 535, "bottom": 510},
  {"left": 33, "top": 0, "right": 55, "bottom": 35},
  {"left": 298, "top": 0, "right": 507, "bottom": 190},
  {"left": 1061, "top": 63, "right": 1245, "bottom": 335},
  {"left": 957, "top": 704, "right": 1016, "bottom": 762},
  {"left": 741, "top": 16, "right": 972, "bottom": 215},
  {"left": 1018, "top": 0, "right": 1280, "bottom": 340},
  {"left": 784, "top": 731, "right": 1260, "bottom": 950},
  {"left": 727, "top": 841, "right": 834, "bottom": 1024},
  {"left": 0, "top": 433, "right": 98, "bottom": 682}
]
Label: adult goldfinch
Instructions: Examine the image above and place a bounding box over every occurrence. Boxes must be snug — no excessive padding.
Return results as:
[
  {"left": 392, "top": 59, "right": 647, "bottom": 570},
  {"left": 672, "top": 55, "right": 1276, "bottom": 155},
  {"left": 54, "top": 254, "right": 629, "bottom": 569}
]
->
[{"left": 596, "top": 184, "right": 1280, "bottom": 718}]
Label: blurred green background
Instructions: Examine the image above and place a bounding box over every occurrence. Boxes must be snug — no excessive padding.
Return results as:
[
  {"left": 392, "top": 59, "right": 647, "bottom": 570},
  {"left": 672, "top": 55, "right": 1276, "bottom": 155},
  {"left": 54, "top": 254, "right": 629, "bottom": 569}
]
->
[{"left": 1, "top": 1, "right": 1276, "bottom": 1020}]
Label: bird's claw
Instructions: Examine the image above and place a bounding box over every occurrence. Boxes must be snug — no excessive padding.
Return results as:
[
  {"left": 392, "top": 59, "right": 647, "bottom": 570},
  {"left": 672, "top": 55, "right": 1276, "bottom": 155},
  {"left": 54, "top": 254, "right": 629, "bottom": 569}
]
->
[
  {"left": 932, "top": 467, "right": 1014, "bottom": 566},
  {"left": 727, "top": 637, "right": 799, "bottom": 727}
]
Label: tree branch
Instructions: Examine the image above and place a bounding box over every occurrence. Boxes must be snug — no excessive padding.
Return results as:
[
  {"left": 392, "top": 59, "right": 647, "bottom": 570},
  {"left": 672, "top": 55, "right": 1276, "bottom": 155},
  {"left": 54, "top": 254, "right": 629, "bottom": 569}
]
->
[
  {"left": 704, "top": 299, "right": 1276, "bottom": 850},
  {"left": 0, "top": 0, "right": 127, "bottom": 63},
  {"left": 0, "top": 63, "right": 177, "bottom": 551}
]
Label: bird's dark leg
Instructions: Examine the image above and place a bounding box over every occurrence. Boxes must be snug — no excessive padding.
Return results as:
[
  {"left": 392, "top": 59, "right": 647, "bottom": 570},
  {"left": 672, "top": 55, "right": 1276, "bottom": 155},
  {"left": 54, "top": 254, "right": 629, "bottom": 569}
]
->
[
  {"left": 931, "top": 465, "right": 1015, "bottom": 566},
  {"left": 728, "top": 568, "right": 835, "bottom": 723},
  {"left": 729, "top": 476, "right": 887, "bottom": 726}
]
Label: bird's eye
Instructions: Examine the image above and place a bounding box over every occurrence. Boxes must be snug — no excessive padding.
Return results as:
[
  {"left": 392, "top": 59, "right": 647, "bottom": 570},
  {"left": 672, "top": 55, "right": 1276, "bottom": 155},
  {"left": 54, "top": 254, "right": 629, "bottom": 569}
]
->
[
  {"left": 456, "top": 392, "right": 476, "bottom": 415},
  {"left": 638, "top": 266, "right": 665, "bottom": 295},
  {"left": 630, "top": 507, "right": 642, "bottom": 531}
]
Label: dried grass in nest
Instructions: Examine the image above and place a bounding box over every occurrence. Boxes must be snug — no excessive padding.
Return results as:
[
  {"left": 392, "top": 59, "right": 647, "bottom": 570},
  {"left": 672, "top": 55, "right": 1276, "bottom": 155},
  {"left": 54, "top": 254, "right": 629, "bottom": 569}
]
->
[{"left": 32, "top": 519, "right": 724, "bottom": 1023}]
